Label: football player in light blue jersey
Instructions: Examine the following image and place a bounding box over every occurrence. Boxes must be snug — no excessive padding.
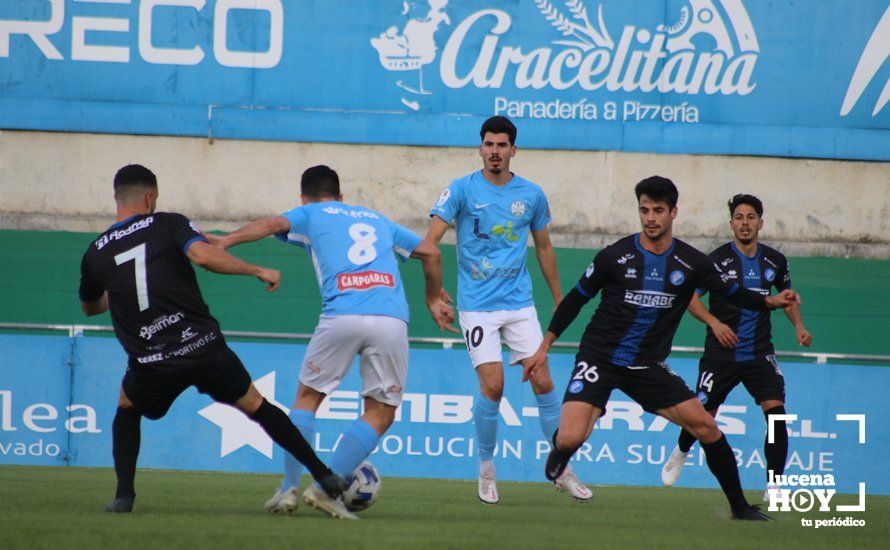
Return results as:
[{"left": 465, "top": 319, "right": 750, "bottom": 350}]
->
[
  {"left": 210, "top": 165, "right": 455, "bottom": 519},
  {"left": 424, "top": 116, "right": 591, "bottom": 504}
]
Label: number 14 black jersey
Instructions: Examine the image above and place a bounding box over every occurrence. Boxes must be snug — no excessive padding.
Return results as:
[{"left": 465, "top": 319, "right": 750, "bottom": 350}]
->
[
  {"left": 699, "top": 242, "right": 791, "bottom": 362},
  {"left": 573, "top": 234, "right": 769, "bottom": 367},
  {"left": 78, "top": 213, "right": 224, "bottom": 368}
]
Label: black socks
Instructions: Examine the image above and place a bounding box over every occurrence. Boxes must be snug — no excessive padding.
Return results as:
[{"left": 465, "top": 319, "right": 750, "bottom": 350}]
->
[
  {"left": 544, "top": 431, "right": 576, "bottom": 481},
  {"left": 701, "top": 433, "right": 748, "bottom": 512},
  {"left": 249, "top": 398, "right": 331, "bottom": 480},
  {"left": 677, "top": 428, "right": 697, "bottom": 453},
  {"left": 111, "top": 407, "right": 142, "bottom": 499},
  {"left": 763, "top": 405, "right": 788, "bottom": 478}
]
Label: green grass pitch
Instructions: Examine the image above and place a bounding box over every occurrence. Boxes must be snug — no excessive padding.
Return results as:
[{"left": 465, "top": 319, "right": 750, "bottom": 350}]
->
[{"left": 0, "top": 466, "right": 886, "bottom": 549}]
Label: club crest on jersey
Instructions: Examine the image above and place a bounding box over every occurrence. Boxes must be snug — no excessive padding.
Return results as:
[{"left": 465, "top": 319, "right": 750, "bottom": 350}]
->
[
  {"left": 510, "top": 200, "right": 526, "bottom": 217},
  {"left": 337, "top": 271, "right": 395, "bottom": 291},
  {"left": 764, "top": 268, "right": 776, "bottom": 282},
  {"left": 669, "top": 270, "right": 685, "bottom": 286},
  {"left": 568, "top": 380, "right": 584, "bottom": 394},
  {"left": 697, "top": 391, "right": 709, "bottom": 404}
]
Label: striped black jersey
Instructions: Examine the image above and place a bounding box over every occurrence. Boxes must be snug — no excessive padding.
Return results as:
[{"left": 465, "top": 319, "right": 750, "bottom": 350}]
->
[
  {"left": 572, "top": 234, "right": 770, "bottom": 367},
  {"left": 699, "top": 242, "right": 791, "bottom": 362},
  {"left": 78, "top": 213, "right": 224, "bottom": 368}
]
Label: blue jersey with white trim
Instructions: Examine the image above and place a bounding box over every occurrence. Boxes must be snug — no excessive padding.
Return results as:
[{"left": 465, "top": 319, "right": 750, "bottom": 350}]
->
[
  {"left": 429, "top": 171, "right": 551, "bottom": 311},
  {"left": 277, "top": 202, "right": 421, "bottom": 322},
  {"left": 573, "top": 234, "right": 768, "bottom": 367},
  {"left": 697, "top": 242, "right": 791, "bottom": 362}
]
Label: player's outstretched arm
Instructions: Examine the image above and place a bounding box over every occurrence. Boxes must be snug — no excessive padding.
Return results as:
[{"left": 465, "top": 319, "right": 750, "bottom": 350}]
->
[
  {"left": 783, "top": 303, "right": 812, "bottom": 347},
  {"left": 531, "top": 227, "right": 562, "bottom": 308},
  {"left": 412, "top": 239, "right": 457, "bottom": 333},
  {"left": 700, "top": 258, "right": 799, "bottom": 311},
  {"left": 186, "top": 241, "right": 281, "bottom": 291},
  {"left": 208, "top": 216, "right": 290, "bottom": 250},
  {"left": 686, "top": 293, "right": 738, "bottom": 348},
  {"left": 523, "top": 287, "right": 590, "bottom": 381}
]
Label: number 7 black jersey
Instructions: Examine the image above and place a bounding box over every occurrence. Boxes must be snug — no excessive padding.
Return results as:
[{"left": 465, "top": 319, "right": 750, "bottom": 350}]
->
[
  {"left": 78, "top": 213, "right": 224, "bottom": 368},
  {"left": 574, "top": 234, "right": 769, "bottom": 367},
  {"left": 700, "top": 242, "right": 791, "bottom": 362}
]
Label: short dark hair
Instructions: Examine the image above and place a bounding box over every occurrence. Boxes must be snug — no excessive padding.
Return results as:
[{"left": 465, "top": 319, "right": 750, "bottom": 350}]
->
[
  {"left": 480, "top": 116, "right": 517, "bottom": 145},
  {"left": 727, "top": 194, "right": 764, "bottom": 218},
  {"left": 300, "top": 165, "right": 340, "bottom": 198},
  {"left": 635, "top": 176, "right": 679, "bottom": 208},
  {"left": 114, "top": 164, "right": 157, "bottom": 192}
]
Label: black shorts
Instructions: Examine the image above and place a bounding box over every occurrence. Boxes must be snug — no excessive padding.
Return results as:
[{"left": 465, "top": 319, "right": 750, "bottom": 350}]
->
[
  {"left": 694, "top": 355, "right": 786, "bottom": 411},
  {"left": 122, "top": 346, "right": 251, "bottom": 420},
  {"left": 563, "top": 355, "right": 696, "bottom": 414}
]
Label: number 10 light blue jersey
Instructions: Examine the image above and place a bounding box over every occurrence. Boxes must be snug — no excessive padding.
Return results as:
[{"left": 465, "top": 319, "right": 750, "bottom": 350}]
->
[
  {"left": 430, "top": 171, "right": 551, "bottom": 312},
  {"left": 277, "top": 202, "right": 422, "bottom": 322}
]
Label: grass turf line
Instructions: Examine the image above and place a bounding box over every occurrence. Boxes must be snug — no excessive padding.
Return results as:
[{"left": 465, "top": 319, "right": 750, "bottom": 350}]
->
[{"left": 0, "top": 466, "right": 887, "bottom": 549}]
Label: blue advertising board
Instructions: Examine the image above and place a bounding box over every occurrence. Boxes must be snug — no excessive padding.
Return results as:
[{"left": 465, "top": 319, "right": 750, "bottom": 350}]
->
[
  {"left": 1, "top": 1, "right": 888, "bottom": 160},
  {"left": 1, "top": 333, "right": 887, "bottom": 497}
]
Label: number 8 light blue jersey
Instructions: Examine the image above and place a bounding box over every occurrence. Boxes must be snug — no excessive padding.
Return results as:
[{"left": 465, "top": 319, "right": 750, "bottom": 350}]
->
[
  {"left": 430, "top": 171, "right": 551, "bottom": 311},
  {"left": 277, "top": 202, "right": 422, "bottom": 322}
]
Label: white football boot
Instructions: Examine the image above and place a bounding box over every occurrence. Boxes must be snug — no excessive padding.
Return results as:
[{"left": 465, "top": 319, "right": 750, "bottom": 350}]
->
[
  {"left": 554, "top": 465, "right": 593, "bottom": 501},
  {"left": 477, "top": 460, "right": 499, "bottom": 505},
  {"left": 302, "top": 484, "right": 358, "bottom": 520},
  {"left": 264, "top": 486, "right": 300, "bottom": 514},
  {"left": 661, "top": 445, "right": 689, "bottom": 487}
]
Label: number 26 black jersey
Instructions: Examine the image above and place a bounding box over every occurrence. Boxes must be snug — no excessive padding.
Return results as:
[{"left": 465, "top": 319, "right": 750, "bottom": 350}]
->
[
  {"left": 574, "top": 234, "right": 769, "bottom": 367},
  {"left": 78, "top": 213, "right": 224, "bottom": 368}
]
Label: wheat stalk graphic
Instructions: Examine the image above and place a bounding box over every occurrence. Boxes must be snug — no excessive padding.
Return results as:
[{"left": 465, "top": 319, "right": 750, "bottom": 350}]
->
[{"left": 534, "top": 0, "right": 614, "bottom": 50}]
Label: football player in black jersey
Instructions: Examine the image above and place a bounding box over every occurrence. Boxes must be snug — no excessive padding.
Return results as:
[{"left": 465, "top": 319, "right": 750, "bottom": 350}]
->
[
  {"left": 79, "top": 165, "right": 353, "bottom": 518},
  {"left": 524, "top": 177, "right": 801, "bottom": 520},
  {"left": 662, "top": 194, "right": 812, "bottom": 499}
]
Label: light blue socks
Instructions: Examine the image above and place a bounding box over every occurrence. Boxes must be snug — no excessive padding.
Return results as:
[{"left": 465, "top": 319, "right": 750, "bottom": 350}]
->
[
  {"left": 330, "top": 418, "right": 380, "bottom": 478},
  {"left": 281, "top": 409, "right": 316, "bottom": 491},
  {"left": 535, "top": 389, "right": 562, "bottom": 440},
  {"left": 474, "top": 394, "right": 500, "bottom": 461}
]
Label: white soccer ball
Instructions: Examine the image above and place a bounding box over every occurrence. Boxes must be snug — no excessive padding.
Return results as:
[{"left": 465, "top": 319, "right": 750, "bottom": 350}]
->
[{"left": 342, "top": 461, "right": 381, "bottom": 512}]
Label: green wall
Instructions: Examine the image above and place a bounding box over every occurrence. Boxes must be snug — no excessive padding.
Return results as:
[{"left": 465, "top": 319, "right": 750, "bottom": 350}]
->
[{"left": 2, "top": 229, "right": 888, "bottom": 357}]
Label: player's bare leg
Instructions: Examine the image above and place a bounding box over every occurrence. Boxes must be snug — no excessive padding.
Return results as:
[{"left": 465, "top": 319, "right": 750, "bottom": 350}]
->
[
  {"left": 475, "top": 362, "right": 504, "bottom": 504},
  {"left": 545, "top": 401, "right": 601, "bottom": 489},
  {"left": 760, "top": 399, "right": 787, "bottom": 500},
  {"left": 105, "top": 387, "right": 141, "bottom": 513},
  {"left": 660, "top": 399, "right": 770, "bottom": 521},
  {"left": 525, "top": 361, "right": 592, "bottom": 501}
]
